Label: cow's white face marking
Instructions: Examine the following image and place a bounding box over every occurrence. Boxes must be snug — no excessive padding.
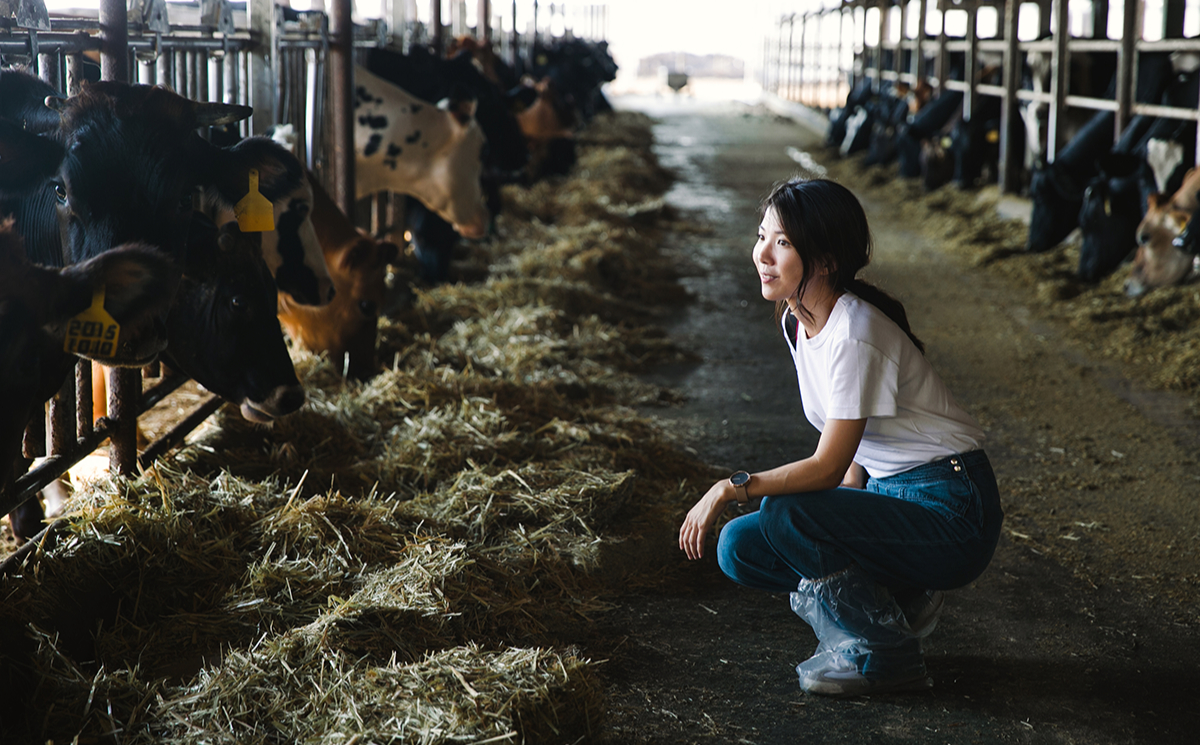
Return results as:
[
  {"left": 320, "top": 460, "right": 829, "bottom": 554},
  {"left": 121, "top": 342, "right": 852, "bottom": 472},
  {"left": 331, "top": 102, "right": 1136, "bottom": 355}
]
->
[{"left": 1147, "top": 138, "right": 1185, "bottom": 194}]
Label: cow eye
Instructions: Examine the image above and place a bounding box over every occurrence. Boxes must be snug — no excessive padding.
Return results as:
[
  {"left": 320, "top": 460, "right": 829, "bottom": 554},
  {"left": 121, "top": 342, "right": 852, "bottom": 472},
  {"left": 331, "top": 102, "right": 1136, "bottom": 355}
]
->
[
  {"left": 53, "top": 182, "right": 67, "bottom": 203},
  {"left": 359, "top": 299, "right": 378, "bottom": 317},
  {"left": 229, "top": 295, "right": 245, "bottom": 311}
]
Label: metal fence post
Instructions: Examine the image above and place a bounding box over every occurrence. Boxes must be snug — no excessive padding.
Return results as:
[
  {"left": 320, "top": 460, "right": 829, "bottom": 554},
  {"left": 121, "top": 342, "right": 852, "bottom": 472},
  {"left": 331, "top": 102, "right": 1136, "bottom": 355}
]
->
[
  {"left": 1047, "top": 0, "right": 1069, "bottom": 163},
  {"left": 1000, "top": 0, "right": 1022, "bottom": 193},
  {"left": 329, "top": 0, "right": 356, "bottom": 219},
  {"left": 1114, "top": 0, "right": 1141, "bottom": 141},
  {"left": 249, "top": 0, "right": 278, "bottom": 134}
]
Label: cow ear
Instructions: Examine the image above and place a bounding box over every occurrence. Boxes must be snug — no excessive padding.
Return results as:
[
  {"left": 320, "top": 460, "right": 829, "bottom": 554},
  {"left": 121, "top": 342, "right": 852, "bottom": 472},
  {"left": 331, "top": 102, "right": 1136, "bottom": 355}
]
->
[{"left": 192, "top": 101, "right": 254, "bottom": 127}]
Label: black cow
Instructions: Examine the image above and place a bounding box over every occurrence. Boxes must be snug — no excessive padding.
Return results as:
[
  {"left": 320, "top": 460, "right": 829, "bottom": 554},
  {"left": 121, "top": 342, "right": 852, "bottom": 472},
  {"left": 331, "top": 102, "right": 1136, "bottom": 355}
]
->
[
  {"left": 165, "top": 217, "right": 304, "bottom": 424},
  {"left": 897, "top": 90, "right": 964, "bottom": 180},
  {"left": 1026, "top": 52, "right": 1175, "bottom": 253},
  {"left": 1, "top": 224, "right": 177, "bottom": 540}
]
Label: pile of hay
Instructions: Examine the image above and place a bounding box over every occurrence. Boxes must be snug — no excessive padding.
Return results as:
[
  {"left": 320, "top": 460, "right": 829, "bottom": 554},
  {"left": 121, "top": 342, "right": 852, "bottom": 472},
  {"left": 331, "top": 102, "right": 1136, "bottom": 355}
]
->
[{"left": 0, "top": 110, "right": 717, "bottom": 743}]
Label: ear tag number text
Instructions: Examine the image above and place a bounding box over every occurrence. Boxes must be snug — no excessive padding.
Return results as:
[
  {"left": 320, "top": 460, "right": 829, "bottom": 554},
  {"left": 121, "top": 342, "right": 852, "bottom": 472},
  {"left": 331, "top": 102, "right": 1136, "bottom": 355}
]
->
[{"left": 65, "top": 287, "right": 121, "bottom": 359}]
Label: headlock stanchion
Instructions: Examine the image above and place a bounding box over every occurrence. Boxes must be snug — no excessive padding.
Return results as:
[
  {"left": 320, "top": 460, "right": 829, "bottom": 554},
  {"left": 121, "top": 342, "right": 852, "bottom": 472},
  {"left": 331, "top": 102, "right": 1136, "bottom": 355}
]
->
[
  {"left": 0, "top": 0, "right": 606, "bottom": 549},
  {"left": 762, "top": 0, "right": 1200, "bottom": 194}
]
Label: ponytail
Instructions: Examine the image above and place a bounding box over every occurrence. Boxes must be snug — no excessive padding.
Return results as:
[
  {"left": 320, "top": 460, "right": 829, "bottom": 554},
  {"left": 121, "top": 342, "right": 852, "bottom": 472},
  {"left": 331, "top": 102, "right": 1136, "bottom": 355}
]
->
[{"left": 846, "top": 277, "right": 925, "bottom": 354}]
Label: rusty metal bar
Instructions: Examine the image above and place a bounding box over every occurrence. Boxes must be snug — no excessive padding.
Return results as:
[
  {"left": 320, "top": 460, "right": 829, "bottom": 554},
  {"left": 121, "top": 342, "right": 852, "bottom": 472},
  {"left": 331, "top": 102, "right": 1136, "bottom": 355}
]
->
[
  {"left": 1114, "top": 0, "right": 1141, "bottom": 141},
  {"left": 22, "top": 412, "right": 45, "bottom": 460},
  {"left": 48, "top": 376, "right": 75, "bottom": 456},
  {"left": 999, "top": 0, "right": 1022, "bottom": 193},
  {"left": 1047, "top": 0, "right": 1070, "bottom": 163},
  {"left": 107, "top": 367, "right": 139, "bottom": 476},
  {"left": 99, "top": 0, "right": 129, "bottom": 83},
  {"left": 329, "top": 0, "right": 355, "bottom": 219},
  {"left": 75, "top": 359, "right": 93, "bottom": 441}
]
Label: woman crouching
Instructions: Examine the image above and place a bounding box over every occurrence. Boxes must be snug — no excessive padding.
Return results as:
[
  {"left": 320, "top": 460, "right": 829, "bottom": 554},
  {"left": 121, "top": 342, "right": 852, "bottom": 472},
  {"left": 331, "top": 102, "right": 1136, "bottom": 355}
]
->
[{"left": 678, "top": 178, "right": 1003, "bottom": 697}]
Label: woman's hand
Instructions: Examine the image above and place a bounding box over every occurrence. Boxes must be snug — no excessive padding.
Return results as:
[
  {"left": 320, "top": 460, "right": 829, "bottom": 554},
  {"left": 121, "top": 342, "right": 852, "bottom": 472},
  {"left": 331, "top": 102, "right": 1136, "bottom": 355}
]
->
[{"left": 679, "top": 480, "right": 734, "bottom": 560}]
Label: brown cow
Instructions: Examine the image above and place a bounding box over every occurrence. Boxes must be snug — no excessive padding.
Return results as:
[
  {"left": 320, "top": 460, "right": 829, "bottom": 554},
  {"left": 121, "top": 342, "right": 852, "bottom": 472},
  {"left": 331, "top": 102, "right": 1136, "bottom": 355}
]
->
[
  {"left": 515, "top": 77, "right": 576, "bottom": 178},
  {"left": 1128, "top": 167, "right": 1200, "bottom": 297},
  {"left": 277, "top": 173, "right": 399, "bottom": 381}
]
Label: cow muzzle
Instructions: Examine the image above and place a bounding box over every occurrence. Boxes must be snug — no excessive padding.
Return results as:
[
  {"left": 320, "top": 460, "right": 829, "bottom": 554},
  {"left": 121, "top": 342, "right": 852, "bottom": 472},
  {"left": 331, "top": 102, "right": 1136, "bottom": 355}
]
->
[{"left": 239, "top": 383, "right": 306, "bottom": 423}]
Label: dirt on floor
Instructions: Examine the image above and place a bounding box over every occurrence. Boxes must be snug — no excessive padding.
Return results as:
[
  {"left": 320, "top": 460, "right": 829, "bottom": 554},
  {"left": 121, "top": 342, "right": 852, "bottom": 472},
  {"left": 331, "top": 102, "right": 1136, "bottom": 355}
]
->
[{"left": 587, "top": 96, "right": 1200, "bottom": 744}]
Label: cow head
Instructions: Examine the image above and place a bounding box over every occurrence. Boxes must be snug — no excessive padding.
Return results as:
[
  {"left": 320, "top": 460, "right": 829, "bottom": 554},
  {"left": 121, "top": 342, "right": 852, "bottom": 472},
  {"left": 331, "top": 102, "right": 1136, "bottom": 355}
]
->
[
  {"left": 50, "top": 81, "right": 251, "bottom": 263},
  {"left": 1127, "top": 192, "right": 1197, "bottom": 296},
  {"left": 164, "top": 217, "right": 304, "bottom": 423},
  {"left": 1077, "top": 154, "right": 1144, "bottom": 282},
  {"left": 278, "top": 235, "right": 398, "bottom": 380},
  {"left": 205, "top": 136, "right": 335, "bottom": 307},
  {"left": 1, "top": 223, "right": 177, "bottom": 490}
]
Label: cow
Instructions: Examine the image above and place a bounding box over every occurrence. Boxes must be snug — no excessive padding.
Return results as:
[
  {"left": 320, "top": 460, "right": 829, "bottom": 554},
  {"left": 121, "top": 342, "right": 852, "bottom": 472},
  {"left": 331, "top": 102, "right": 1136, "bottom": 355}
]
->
[
  {"left": 897, "top": 89, "right": 964, "bottom": 180},
  {"left": 1, "top": 223, "right": 177, "bottom": 540},
  {"left": 353, "top": 65, "right": 490, "bottom": 240},
  {"left": 526, "top": 37, "right": 618, "bottom": 124},
  {"left": 863, "top": 82, "right": 920, "bottom": 169},
  {"left": 164, "top": 217, "right": 305, "bottom": 423},
  {"left": 1025, "top": 53, "right": 1177, "bottom": 253},
  {"left": 1127, "top": 166, "right": 1200, "bottom": 297},
  {"left": 278, "top": 173, "right": 399, "bottom": 381},
  {"left": 91, "top": 213, "right": 306, "bottom": 426},
  {"left": 203, "top": 136, "right": 336, "bottom": 307},
  {"left": 515, "top": 76, "right": 577, "bottom": 180}
]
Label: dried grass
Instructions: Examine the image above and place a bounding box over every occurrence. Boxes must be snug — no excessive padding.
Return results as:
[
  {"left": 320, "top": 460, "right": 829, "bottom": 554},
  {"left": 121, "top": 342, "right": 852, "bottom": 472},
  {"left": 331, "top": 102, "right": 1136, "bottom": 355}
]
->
[{"left": 0, "top": 110, "right": 711, "bottom": 743}]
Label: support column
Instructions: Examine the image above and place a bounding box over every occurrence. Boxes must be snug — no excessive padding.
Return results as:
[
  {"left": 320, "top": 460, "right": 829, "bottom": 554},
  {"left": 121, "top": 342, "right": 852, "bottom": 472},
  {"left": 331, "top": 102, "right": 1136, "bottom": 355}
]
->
[
  {"left": 1000, "top": 0, "right": 1022, "bottom": 192},
  {"left": 330, "top": 0, "right": 356, "bottom": 218},
  {"left": 1048, "top": 0, "right": 1070, "bottom": 163},
  {"left": 99, "top": 0, "right": 129, "bottom": 83},
  {"left": 1114, "top": 0, "right": 1141, "bottom": 140}
]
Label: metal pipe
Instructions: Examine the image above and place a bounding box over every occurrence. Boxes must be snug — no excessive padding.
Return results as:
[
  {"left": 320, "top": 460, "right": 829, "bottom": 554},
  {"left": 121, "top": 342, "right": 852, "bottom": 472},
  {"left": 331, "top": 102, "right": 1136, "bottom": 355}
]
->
[
  {"left": 1047, "top": 0, "right": 1070, "bottom": 163},
  {"left": 1114, "top": 0, "right": 1141, "bottom": 140},
  {"left": 107, "top": 367, "right": 139, "bottom": 476},
  {"left": 478, "top": 0, "right": 490, "bottom": 40},
  {"left": 1000, "top": 0, "right": 1022, "bottom": 193},
  {"left": 75, "top": 359, "right": 92, "bottom": 440},
  {"left": 330, "top": 0, "right": 356, "bottom": 218},
  {"left": 432, "top": 0, "right": 444, "bottom": 54},
  {"left": 99, "top": 0, "right": 129, "bottom": 83}
]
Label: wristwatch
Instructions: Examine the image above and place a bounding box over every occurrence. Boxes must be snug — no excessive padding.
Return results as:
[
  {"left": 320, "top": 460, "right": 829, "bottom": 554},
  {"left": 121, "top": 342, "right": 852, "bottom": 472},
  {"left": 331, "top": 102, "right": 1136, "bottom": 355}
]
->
[{"left": 729, "top": 471, "right": 751, "bottom": 505}]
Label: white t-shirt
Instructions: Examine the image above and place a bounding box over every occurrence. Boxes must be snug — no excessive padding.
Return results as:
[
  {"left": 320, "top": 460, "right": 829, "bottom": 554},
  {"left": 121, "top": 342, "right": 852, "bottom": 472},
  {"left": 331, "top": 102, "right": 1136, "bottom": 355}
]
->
[{"left": 784, "top": 292, "right": 985, "bottom": 478}]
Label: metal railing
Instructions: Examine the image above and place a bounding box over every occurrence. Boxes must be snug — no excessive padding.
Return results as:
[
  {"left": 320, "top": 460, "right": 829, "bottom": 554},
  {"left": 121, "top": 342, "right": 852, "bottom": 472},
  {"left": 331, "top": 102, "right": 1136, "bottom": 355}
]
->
[
  {"left": 0, "top": 0, "right": 606, "bottom": 548},
  {"left": 763, "top": 0, "right": 1200, "bottom": 193}
]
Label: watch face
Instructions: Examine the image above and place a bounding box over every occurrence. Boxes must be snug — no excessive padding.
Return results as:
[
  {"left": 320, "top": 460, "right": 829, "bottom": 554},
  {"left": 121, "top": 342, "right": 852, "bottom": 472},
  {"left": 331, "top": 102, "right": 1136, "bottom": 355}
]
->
[{"left": 730, "top": 471, "right": 750, "bottom": 486}]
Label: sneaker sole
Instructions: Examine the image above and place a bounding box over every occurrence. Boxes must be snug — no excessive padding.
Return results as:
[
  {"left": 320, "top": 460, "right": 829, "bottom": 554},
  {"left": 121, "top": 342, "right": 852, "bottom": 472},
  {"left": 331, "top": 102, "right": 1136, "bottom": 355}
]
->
[{"left": 801, "top": 674, "right": 933, "bottom": 698}]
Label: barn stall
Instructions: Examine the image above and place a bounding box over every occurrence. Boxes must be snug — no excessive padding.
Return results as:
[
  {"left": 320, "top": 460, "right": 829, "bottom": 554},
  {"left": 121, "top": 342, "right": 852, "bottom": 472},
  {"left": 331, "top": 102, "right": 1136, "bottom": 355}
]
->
[
  {"left": 763, "top": 0, "right": 1200, "bottom": 401},
  {"left": 0, "top": 2, "right": 723, "bottom": 742}
]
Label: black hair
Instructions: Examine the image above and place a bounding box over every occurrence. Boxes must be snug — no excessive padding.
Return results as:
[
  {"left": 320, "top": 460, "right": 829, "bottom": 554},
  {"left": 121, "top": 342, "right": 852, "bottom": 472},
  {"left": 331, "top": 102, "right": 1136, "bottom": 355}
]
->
[{"left": 762, "top": 177, "right": 925, "bottom": 354}]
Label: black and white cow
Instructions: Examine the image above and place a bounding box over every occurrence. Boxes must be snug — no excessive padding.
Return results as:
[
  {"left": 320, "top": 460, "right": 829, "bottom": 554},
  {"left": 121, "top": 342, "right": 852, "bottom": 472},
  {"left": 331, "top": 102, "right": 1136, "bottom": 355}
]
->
[{"left": 353, "top": 65, "right": 490, "bottom": 241}]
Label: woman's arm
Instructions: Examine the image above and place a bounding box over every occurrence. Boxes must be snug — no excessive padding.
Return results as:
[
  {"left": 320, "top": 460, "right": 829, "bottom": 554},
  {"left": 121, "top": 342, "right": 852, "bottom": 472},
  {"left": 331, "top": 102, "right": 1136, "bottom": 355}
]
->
[{"left": 679, "top": 418, "right": 867, "bottom": 560}]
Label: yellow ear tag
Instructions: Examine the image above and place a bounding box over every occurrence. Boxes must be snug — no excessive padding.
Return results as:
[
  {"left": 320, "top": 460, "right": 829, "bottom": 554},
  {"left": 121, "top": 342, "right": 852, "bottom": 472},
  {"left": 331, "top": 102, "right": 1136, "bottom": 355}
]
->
[
  {"left": 1104, "top": 198, "right": 1112, "bottom": 217},
  {"left": 235, "top": 169, "right": 275, "bottom": 232},
  {"left": 64, "top": 287, "right": 120, "bottom": 359}
]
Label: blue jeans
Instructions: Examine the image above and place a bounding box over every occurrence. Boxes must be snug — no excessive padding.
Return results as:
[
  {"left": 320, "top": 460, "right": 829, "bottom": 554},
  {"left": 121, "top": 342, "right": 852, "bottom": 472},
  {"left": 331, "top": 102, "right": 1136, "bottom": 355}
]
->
[{"left": 716, "top": 450, "right": 1003, "bottom": 593}]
